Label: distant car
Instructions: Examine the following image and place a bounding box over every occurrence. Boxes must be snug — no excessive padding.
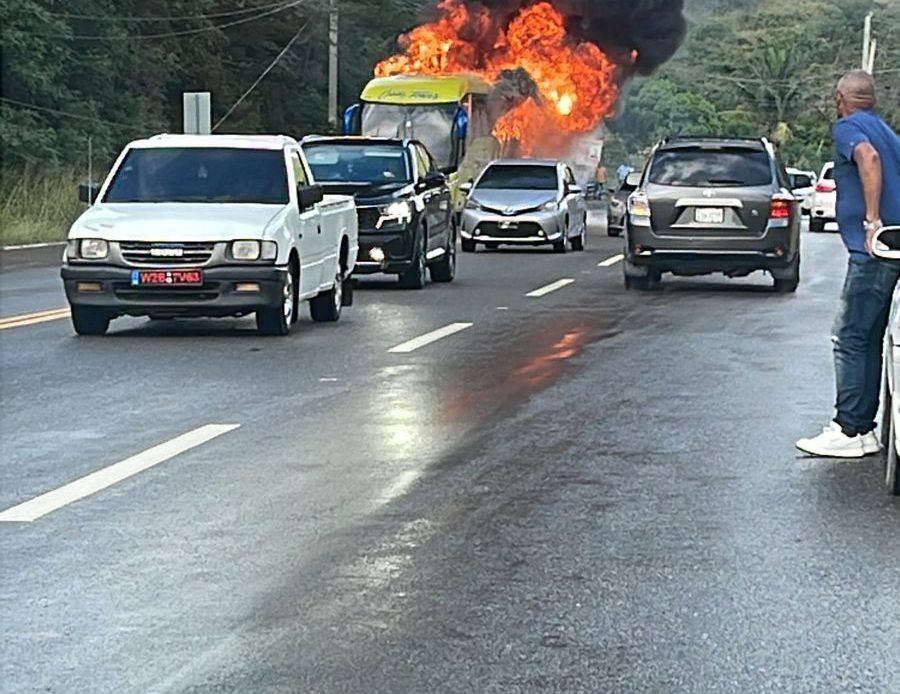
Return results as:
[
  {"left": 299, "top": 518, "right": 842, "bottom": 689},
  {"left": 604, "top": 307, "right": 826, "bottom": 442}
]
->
[
  {"left": 786, "top": 167, "right": 817, "bottom": 215},
  {"left": 623, "top": 136, "right": 801, "bottom": 292},
  {"left": 460, "top": 159, "right": 588, "bottom": 252},
  {"left": 809, "top": 162, "right": 836, "bottom": 233},
  {"left": 873, "top": 225, "right": 900, "bottom": 495},
  {"left": 301, "top": 137, "right": 456, "bottom": 289},
  {"left": 606, "top": 176, "right": 638, "bottom": 237}
]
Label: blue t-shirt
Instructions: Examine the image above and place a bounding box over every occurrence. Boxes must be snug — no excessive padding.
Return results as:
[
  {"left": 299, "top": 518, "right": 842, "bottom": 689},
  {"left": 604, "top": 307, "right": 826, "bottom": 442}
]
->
[{"left": 833, "top": 109, "right": 900, "bottom": 255}]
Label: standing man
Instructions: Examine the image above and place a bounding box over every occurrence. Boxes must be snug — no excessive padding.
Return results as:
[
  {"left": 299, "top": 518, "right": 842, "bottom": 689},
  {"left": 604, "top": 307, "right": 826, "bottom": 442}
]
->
[{"left": 797, "top": 70, "right": 900, "bottom": 458}]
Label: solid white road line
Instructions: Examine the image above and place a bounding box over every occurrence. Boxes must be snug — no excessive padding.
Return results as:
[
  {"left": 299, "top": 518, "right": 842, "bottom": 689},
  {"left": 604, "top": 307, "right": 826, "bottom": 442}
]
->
[
  {"left": 388, "top": 322, "right": 473, "bottom": 354},
  {"left": 0, "top": 307, "right": 70, "bottom": 330},
  {"left": 0, "top": 424, "right": 240, "bottom": 523},
  {"left": 598, "top": 254, "right": 624, "bottom": 268},
  {"left": 526, "top": 278, "right": 575, "bottom": 298}
]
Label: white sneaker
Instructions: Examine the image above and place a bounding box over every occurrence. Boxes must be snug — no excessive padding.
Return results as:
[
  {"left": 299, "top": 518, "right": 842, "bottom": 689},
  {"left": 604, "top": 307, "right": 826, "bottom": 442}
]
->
[
  {"left": 796, "top": 422, "right": 866, "bottom": 458},
  {"left": 862, "top": 430, "right": 883, "bottom": 456}
]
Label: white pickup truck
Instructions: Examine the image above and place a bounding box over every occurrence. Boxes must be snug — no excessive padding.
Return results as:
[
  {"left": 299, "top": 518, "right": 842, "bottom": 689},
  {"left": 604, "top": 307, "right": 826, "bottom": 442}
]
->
[{"left": 62, "top": 134, "right": 358, "bottom": 336}]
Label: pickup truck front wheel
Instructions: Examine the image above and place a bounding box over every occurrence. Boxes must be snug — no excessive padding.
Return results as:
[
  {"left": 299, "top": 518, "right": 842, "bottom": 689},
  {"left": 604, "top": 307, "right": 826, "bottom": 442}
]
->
[
  {"left": 399, "top": 233, "right": 427, "bottom": 290},
  {"left": 257, "top": 266, "right": 297, "bottom": 336},
  {"left": 71, "top": 306, "right": 111, "bottom": 336},
  {"left": 310, "top": 269, "right": 343, "bottom": 322},
  {"left": 429, "top": 233, "right": 456, "bottom": 283}
]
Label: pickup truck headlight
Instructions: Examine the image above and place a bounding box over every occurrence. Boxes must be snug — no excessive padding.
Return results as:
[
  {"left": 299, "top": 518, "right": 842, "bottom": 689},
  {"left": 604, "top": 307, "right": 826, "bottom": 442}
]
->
[
  {"left": 377, "top": 200, "right": 412, "bottom": 228},
  {"left": 80, "top": 239, "right": 109, "bottom": 260},
  {"left": 231, "top": 240, "right": 277, "bottom": 261},
  {"left": 541, "top": 200, "right": 559, "bottom": 211},
  {"left": 465, "top": 198, "right": 484, "bottom": 211}
]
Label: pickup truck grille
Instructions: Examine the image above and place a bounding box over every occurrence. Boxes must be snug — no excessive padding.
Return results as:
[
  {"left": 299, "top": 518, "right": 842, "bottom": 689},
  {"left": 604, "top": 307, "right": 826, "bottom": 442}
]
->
[
  {"left": 357, "top": 207, "right": 381, "bottom": 230},
  {"left": 120, "top": 242, "right": 216, "bottom": 266}
]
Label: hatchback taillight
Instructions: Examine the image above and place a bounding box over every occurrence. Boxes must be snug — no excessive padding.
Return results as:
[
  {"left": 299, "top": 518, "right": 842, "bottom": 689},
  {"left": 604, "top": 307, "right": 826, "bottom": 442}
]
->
[
  {"left": 770, "top": 197, "right": 792, "bottom": 219},
  {"left": 815, "top": 180, "right": 836, "bottom": 193}
]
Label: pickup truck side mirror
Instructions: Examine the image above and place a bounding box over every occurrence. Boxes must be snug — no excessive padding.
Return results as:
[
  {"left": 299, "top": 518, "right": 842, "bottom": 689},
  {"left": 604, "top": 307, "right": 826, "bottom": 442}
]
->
[
  {"left": 568, "top": 184, "right": 583, "bottom": 196},
  {"left": 79, "top": 181, "right": 100, "bottom": 204},
  {"left": 625, "top": 172, "right": 642, "bottom": 188},
  {"left": 297, "top": 184, "right": 324, "bottom": 210},
  {"left": 425, "top": 171, "right": 446, "bottom": 187},
  {"left": 459, "top": 181, "right": 473, "bottom": 195}
]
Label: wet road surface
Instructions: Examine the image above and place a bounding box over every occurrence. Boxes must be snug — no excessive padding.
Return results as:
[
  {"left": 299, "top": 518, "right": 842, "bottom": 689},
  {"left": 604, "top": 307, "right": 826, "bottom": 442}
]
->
[{"left": 1, "top": 218, "right": 898, "bottom": 693}]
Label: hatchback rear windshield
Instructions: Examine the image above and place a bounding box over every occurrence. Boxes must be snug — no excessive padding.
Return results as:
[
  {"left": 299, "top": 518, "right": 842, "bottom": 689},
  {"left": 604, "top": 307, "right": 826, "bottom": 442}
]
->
[
  {"left": 648, "top": 148, "right": 772, "bottom": 187},
  {"left": 104, "top": 148, "right": 288, "bottom": 204},
  {"left": 477, "top": 165, "right": 558, "bottom": 190}
]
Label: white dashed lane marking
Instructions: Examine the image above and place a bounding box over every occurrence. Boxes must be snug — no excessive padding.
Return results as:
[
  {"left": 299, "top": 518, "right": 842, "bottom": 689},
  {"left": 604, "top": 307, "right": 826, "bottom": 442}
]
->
[
  {"left": 526, "top": 278, "right": 575, "bottom": 298},
  {"left": 388, "top": 322, "right": 473, "bottom": 354},
  {"left": 598, "top": 254, "right": 624, "bottom": 268},
  {"left": 0, "top": 424, "right": 240, "bottom": 522}
]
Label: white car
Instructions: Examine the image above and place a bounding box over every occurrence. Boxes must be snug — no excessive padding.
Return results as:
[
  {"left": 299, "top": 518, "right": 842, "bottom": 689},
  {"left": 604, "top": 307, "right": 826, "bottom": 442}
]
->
[
  {"left": 809, "top": 162, "right": 837, "bottom": 233},
  {"left": 874, "top": 225, "right": 900, "bottom": 495},
  {"left": 460, "top": 159, "right": 588, "bottom": 252},
  {"left": 62, "top": 134, "right": 358, "bottom": 336},
  {"left": 786, "top": 167, "right": 817, "bottom": 215}
]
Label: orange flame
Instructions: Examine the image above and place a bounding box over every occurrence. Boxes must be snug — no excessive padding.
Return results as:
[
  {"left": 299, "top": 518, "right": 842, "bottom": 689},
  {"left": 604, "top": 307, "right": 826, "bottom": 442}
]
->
[{"left": 375, "top": 0, "right": 624, "bottom": 154}]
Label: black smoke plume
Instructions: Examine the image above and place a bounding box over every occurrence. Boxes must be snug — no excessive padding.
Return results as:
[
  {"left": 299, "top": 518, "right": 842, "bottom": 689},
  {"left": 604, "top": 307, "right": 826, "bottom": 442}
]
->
[{"left": 453, "top": 0, "right": 687, "bottom": 75}]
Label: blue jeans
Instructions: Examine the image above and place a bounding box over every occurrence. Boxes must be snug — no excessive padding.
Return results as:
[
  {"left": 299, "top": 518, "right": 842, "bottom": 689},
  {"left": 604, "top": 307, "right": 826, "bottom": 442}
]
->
[{"left": 833, "top": 254, "right": 900, "bottom": 435}]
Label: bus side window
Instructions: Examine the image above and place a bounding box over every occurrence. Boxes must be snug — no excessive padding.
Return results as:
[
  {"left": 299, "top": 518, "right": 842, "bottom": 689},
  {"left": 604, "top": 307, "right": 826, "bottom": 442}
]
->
[{"left": 469, "top": 95, "right": 491, "bottom": 139}]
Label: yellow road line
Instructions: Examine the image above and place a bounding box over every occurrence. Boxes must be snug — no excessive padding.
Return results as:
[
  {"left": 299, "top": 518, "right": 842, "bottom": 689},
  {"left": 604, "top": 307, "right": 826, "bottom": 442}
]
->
[{"left": 0, "top": 307, "right": 70, "bottom": 330}]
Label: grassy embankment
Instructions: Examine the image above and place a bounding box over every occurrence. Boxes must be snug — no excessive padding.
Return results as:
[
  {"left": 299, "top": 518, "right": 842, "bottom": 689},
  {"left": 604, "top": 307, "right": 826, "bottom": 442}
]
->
[{"left": 1, "top": 169, "right": 85, "bottom": 246}]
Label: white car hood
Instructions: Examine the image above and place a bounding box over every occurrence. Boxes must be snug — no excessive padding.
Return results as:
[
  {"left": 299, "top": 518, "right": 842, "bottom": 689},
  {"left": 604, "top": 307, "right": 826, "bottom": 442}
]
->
[{"left": 69, "top": 203, "right": 285, "bottom": 241}]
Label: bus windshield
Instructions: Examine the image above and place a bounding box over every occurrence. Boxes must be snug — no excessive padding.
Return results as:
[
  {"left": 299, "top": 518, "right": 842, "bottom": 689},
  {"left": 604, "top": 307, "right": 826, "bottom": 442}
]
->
[{"left": 361, "top": 103, "right": 457, "bottom": 170}]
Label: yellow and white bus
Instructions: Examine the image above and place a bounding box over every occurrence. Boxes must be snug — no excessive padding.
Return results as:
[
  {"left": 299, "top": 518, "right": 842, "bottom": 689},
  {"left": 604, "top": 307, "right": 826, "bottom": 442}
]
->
[{"left": 343, "top": 74, "right": 495, "bottom": 177}]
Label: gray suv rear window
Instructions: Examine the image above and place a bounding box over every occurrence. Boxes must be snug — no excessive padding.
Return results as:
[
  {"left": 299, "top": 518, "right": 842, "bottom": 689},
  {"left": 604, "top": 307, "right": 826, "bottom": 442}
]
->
[{"left": 649, "top": 148, "right": 772, "bottom": 187}]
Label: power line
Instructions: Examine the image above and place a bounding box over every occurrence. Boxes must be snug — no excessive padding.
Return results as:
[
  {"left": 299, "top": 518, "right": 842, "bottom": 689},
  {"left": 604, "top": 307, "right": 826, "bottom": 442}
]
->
[
  {"left": 45, "top": 0, "right": 295, "bottom": 22},
  {"left": 213, "top": 21, "right": 310, "bottom": 131},
  {"left": 37, "top": 0, "right": 308, "bottom": 41},
  {"left": 0, "top": 97, "right": 154, "bottom": 132}
]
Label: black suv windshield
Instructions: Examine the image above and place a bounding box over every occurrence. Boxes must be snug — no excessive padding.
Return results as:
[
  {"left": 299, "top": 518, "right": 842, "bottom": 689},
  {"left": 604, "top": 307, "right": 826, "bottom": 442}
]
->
[
  {"left": 477, "top": 165, "right": 558, "bottom": 190},
  {"left": 104, "top": 148, "right": 288, "bottom": 204},
  {"left": 304, "top": 143, "right": 411, "bottom": 185},
  {"left": 649, "top": 148, "right": 772, "bottom": 187}
]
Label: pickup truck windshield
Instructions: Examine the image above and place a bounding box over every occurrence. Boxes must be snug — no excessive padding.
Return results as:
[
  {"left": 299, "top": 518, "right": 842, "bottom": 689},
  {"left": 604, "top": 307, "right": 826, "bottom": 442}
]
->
[
  {"left": 104, "top": 148, "right": 289, "bottom": 204},
  {"left": 649, "top": 148, "right": 772, "bottom": 187},
  {"left": 304, "top": 143, "right": 411, "bottom": 185},
  {"left": 477, "top": 165, "right": 558, "bottom": 191}
]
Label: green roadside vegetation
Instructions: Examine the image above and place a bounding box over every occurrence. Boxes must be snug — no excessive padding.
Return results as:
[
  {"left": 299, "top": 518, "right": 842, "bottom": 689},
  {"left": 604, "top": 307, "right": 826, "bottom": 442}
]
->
[
  {"left": 607, "top": 0, "right": 900, "bottom": 170},
  {"left": 1, "top": 0, "right": 896, "bottom": 244},
  {"left": 1, "top": 168, "right": 84, "bottom": 245}
]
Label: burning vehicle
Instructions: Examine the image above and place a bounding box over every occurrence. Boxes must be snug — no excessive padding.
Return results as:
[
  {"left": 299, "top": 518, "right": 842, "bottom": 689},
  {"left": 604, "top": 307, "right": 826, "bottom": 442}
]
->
[{"left": 346, "top": 0, "right": 686, "bottom": 168}]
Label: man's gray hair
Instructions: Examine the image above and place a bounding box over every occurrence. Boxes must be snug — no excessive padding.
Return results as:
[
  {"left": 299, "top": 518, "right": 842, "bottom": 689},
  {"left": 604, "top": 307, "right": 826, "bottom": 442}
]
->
[{"left": 837, "top": 70, "right": 877, "bottom": 103}]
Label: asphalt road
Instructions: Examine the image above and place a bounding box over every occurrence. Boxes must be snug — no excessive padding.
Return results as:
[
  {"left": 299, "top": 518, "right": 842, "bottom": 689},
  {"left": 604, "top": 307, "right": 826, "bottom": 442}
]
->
[{"left": 2, "top": 216, "right": 898, "bottom": 693}]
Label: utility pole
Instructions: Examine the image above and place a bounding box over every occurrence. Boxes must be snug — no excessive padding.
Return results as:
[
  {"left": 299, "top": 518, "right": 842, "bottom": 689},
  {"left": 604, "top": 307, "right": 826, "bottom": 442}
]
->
[
  {"left": 328, "top": 0, "right": 339, "bottom": 132},
  {"left": 862, "top": 12, "right": 876, "bottom": 74}
]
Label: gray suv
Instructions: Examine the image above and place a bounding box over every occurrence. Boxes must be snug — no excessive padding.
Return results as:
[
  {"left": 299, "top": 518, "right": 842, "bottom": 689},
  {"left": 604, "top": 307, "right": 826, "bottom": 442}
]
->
[{"left": 623, "top": 137, "right": 801, "bottom": 292}]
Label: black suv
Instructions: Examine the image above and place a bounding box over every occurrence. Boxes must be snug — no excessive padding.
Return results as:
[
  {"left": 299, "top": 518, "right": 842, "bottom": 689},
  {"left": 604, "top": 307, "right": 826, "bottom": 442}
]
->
[
  {"left": 301, "top": 137, "right": 455, "bottom": 289},
  {"left": 623, "top": 137, "right": 800, "bottom": 292}
]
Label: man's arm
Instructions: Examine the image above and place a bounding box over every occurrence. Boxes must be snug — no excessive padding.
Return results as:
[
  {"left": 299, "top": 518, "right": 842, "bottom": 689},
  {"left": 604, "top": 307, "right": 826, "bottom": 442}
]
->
[{"left": 853, "top": 141, "right": 883, "bottom": 253}]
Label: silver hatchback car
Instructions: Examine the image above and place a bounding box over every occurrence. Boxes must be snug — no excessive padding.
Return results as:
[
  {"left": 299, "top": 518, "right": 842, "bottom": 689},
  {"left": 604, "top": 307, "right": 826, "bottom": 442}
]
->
[{"left": 460, "top": 159, "right": 588, "bottom": 253}]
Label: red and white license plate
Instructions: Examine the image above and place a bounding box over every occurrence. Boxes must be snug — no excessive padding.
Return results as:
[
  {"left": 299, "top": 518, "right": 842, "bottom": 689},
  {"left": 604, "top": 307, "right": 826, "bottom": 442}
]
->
[{"left": 130, "top": 269, "right": 203, "bottom": 286}]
